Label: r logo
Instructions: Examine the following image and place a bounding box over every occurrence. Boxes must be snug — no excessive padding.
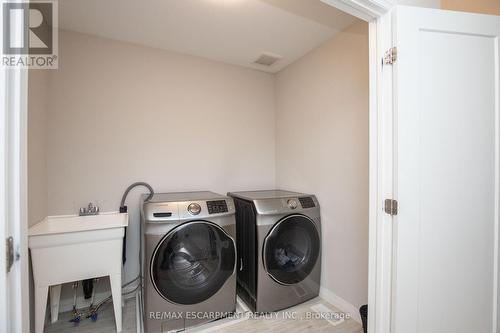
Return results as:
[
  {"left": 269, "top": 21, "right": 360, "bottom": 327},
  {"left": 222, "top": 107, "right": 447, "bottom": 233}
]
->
[{"left": 3, "top": 2, "right": 53, "bottom": 55}]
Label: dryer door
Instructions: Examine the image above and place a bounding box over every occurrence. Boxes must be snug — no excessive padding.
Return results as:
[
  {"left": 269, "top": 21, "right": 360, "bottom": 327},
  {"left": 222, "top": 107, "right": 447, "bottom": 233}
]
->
[
  {"left": 263, "top": 214, "right": 320, "bottom": 285},
  {"left": 150, "top": 221, "right": 236, "bottom": 305}
]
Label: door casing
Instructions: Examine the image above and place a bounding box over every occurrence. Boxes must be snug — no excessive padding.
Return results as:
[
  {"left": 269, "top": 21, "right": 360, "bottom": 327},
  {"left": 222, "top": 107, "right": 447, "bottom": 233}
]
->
[
  {"left": 322, "top": 2, "right": 500, "bottom": 333},
  {"left": 1, "top": 0, "right": 395, "bottom": 332},
  {"left": 321, "top": 1, "right": 396, "bottom": 332},
  {"left": 1, "top": 1, "right": 30, "bottom": 333}
]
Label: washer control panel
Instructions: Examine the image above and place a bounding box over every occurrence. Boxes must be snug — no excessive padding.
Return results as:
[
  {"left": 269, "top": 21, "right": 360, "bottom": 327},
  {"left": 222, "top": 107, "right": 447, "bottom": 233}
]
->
[
  {"left": 143, "top": 192, "right": 235, "bottom": 222},
  {"left": 207, "top": 200, "right": 228, "bottom": 214}
]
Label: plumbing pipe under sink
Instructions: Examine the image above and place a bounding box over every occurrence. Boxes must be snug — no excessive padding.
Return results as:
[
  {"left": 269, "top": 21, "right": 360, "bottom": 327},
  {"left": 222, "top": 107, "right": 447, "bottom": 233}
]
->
[{"left": 28, "top": 212, "right": 128, "bottom": 333}]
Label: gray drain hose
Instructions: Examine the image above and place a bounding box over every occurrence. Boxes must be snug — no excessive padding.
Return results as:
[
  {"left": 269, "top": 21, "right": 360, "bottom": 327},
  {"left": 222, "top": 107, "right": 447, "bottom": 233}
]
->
[
  {"left": 120, "top": 182, "right": 154, "bottom": 209},
  {"left": 120, "top": 182, "right": 154, "bottom": 264}
]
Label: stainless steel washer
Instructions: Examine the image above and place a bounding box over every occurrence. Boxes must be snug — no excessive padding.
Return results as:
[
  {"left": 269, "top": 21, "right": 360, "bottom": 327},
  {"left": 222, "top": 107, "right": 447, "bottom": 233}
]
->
[
  {"left": 228, "top": 190, "right": 321, "bottom": 313},
  {"left": 141, "top": 192, "right": 237, "bottom": 333}
]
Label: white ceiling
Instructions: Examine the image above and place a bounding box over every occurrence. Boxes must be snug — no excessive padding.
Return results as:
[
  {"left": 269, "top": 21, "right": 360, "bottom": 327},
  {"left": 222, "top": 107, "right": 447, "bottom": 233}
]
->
[{"left": 59, "top": 0, "right": 358, "bottom": 73}]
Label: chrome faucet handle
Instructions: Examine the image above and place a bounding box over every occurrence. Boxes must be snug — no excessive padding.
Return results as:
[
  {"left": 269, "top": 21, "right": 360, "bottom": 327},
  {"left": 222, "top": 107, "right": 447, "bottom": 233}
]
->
[{"left": 79, "top": 202, "right": 100, "bottom": 216}]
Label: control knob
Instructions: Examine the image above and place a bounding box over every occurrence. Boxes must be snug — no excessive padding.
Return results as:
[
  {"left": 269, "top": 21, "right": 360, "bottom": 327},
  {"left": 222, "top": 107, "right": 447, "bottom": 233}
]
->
[
  {"left": 287, "top": 199, "right": 298, "bottom": 210},
  {"left": 188, "top": 203, "right": 201, "bottom": 215}
]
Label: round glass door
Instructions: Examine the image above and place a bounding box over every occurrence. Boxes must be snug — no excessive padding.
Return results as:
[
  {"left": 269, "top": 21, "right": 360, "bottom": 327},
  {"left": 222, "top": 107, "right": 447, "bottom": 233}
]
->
[
  {"left": 263, "top": 214, "right": 320, "bottom": 285},
  {"left": 150, "top": 221, "right": 236, "bottom": 304}
]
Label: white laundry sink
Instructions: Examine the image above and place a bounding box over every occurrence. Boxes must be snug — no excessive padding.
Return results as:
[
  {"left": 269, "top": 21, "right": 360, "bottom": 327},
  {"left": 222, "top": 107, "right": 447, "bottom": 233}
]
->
[
  {"left": 29, "top": 212, "right": 128, "bottom": 245},
  {"left": 29, "top": 212, "right": 128, "bottom": 333}
]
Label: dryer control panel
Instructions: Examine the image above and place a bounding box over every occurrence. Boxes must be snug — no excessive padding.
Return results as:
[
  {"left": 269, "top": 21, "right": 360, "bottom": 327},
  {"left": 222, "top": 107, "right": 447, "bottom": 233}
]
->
[{"left": 298, "top": 196, "right": 316, "bottom": 208}]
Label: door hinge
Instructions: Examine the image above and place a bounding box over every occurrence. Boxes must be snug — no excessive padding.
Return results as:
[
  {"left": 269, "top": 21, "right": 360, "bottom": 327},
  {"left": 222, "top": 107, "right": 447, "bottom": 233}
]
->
[
  {"left": 383, "top": 47, "right": 397, "bottom": 65},
  {"left": 6, "top": 237, "right": 14, "bottom": 273},
  {"left": 384, "top": 199, "right": 398, "bottom": 216}
]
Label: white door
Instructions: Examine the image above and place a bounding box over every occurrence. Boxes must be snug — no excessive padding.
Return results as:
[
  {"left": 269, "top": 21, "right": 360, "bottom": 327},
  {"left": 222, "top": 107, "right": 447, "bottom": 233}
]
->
[{"left": 393, "top": 6, "right": 500, "bottom": 333}]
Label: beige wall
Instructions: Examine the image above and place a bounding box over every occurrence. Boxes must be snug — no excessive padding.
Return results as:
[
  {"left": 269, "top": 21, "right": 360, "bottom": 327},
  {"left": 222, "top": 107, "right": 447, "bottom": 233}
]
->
[
  {"left": 28, "top": 70, "right": 49, "bottom": 226},
  {"left": 44, "top": 30, "right": 276, "bottom": 291},
  {"left": 396, "top": 0, "right": 500, "bottom": 14},
  {"left": 28, "top": 69, "right": 50, "bottom": 333},
  {"left": 398, "top": 0, "right": 441, "bottom": 8},
  {"left": 28, "top": 26, "right": 370, "bottom": 312},
  {"left": 275, "top": 22, "right": 369, "bottom": 308},
  {"left": 442, "top": 0, "right": 500, "bottom": 15}
]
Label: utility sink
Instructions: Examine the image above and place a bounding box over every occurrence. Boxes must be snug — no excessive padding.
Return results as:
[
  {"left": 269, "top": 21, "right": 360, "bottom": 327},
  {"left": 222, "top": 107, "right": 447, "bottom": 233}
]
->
[
  {"left": 29, "top": 212, "right": 128, "bottom": 333},
  {"left": 29, "top": 212, "right": 128, "bottom": 240}
]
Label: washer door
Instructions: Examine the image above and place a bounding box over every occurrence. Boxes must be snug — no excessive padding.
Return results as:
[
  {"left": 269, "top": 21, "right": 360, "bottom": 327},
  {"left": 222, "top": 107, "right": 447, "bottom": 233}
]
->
[
  {"left": 263, "top": 214, "right": 320, "bottom": 285},
  {"left": 150, "top": 221, "right": 236, "bottom": 305}
]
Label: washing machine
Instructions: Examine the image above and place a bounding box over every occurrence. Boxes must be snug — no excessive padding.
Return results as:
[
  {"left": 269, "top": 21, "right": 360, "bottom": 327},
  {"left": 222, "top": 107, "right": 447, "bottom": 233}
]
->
[
  {"left": 141, "top": 191, "right": 237, "bottom": 333},
  {"left": 228, "top": 190, "right": 321, "bottom": 313}
]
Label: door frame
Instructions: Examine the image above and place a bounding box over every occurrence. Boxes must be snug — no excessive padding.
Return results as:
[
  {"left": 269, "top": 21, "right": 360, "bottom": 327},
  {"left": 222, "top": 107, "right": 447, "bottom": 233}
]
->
[
  {"left": 1, "top": 0, "right": 395, "bottom": 332},
  {"left": 1, "top": 1, "right": 30, "bottom": 332},
  {"left": 321, "top": 1, "right": 395, "bottom": 333}
]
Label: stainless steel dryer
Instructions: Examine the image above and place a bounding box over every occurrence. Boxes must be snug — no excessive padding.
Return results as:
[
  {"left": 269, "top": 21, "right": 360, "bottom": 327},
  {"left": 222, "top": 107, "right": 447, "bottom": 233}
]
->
[
  {"left": 228, "top": 190, "right": 321, "bottom": 313},
  {"left": 141, "top": 192, "right": 237, "bottom": 333}
]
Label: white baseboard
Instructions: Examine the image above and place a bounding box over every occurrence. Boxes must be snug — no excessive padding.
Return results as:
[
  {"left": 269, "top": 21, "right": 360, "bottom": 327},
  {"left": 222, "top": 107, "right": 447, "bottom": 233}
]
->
[{"left": 319, "top": 287, "right": 362, "bottom": 324}]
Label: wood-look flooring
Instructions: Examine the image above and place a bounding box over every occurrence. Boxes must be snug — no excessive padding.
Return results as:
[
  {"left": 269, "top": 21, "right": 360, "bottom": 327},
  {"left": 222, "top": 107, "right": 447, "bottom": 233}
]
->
[{"left": 44, "top": 297, "right": 363, "bottom": 333}]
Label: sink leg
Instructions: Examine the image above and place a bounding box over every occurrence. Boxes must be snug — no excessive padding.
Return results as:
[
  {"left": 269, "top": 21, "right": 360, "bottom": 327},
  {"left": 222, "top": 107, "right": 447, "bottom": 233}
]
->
[
  {"left": 110, "top": 274, "right": 122, "bottom": 332},
  {"left": 50, "top": 284, "right": 62, "bottom": 323},
  {"left": 35, "top": 285, "right": 48, "bottom": 333}
]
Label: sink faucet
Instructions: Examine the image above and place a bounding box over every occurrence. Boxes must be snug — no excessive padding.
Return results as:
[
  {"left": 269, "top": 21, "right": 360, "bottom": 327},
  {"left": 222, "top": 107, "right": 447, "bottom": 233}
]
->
[{"left": 79, "top": 202, "right": 100, "bottom": 216}]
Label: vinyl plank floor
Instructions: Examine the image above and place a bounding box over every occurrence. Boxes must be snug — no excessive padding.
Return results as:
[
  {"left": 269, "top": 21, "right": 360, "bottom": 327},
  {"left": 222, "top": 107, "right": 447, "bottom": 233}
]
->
[{"left": 44, "top": 297, "right": 363, "bottom": 333}]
